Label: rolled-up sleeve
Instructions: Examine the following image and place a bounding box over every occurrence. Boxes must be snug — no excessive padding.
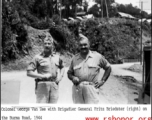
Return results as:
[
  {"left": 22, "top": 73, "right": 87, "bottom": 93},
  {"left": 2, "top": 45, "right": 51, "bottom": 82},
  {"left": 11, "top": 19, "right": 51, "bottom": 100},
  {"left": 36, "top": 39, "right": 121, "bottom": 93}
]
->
[
  {"left": 99, "top": 55, "right": 110, "bottom": 70},
  {"left": 67, "top": 59, "right": 74, "bottom": 76},
  {"left": 27, "top": 56, "right": 38, "bottom": 71}
]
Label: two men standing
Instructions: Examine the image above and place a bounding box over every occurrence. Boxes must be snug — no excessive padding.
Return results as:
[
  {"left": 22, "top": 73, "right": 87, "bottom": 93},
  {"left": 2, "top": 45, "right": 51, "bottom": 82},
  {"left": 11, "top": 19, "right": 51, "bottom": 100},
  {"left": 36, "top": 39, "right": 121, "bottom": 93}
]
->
[{"left": 27, "top": 33, "right": 111, "bottom": 104}]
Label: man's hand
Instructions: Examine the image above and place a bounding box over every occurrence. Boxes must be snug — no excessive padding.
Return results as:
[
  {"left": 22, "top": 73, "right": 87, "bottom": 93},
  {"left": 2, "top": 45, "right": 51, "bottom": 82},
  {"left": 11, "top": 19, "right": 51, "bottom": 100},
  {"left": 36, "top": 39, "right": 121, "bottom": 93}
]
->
[
  {"left": 72, "top": 76, "right": 80, "bottom": 85},
  {"left": 94, "top": 80, "right": 105, "bottom": 88},
  {"left": 42, "top": 73, "right": 52, "bottom": 80},
  {"left": 56, "top": 75, "right": 62, "bottom": 84}
]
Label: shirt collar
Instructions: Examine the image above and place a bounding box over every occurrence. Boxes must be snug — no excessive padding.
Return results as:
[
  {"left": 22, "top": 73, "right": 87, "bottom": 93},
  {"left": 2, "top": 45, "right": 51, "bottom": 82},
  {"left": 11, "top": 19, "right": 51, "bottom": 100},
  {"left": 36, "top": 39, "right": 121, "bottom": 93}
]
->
[
  {"left": 88, "top": 50, "right": 93, "bottom": 58},
  {"left": 77, "top": 50, "right": 93, "bottom": 60},
  {"left": 41, "top": 51, "right": 54, "bottom": 57}
]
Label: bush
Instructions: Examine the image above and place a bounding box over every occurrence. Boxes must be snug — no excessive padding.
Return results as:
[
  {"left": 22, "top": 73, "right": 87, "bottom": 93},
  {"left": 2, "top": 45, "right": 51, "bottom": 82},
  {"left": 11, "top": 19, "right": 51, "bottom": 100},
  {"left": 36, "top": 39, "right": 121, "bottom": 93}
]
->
[
  {"left": 25, "top": 12, "right": 39, "bottom": 24},
  {"left": 79, "top": 18, "right": 140, "bottom": 63},
  {"left": 142, "top": 21, "right": 151, "bottom": 34},
  {"left": 31, "top": 19, "right": 54, "bottom": 29},
  {"left": 52, "top": 14, "right": 61, "bottom": 25},
  {"left": 49, "top": 24, "right": 78, "bottom": 54},
  {"left": 67, "top": 20, "right": 80, "bottom": 37}
]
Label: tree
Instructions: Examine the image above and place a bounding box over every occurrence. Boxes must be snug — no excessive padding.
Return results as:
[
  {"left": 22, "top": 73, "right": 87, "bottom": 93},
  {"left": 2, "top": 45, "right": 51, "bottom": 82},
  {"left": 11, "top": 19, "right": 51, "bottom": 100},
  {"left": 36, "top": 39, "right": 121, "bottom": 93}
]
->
[
  {"left": 62, "top": 0, "right": 82, "bottom": 18},
  {"left": 82, "top": 0, "right": 88, "bottom": 13},
  {"left": 88, "top": 0, "right": 117, "bottom": 18},
  {"left": 141, "top": 10, "right": 149, "bottom": 18},
  {"left": 2, "top": 0, "right": 29, "bottom": 62},
  {"left": 117, "top": 3, "right": 149, "bottom": 19},
  {"left": 33, "top": 0, "right": 47, "bottom": 18},
  {"left": 95, "top": 0, "right": 115, "bottom": 5},
  {"left": 88, "top": 4, "right": 100, "bottom": 17}
]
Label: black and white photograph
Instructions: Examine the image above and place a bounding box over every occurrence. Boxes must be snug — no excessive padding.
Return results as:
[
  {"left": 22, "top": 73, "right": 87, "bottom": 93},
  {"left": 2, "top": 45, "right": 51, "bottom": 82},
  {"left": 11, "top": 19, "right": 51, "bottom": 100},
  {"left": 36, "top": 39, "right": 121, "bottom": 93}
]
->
[{"left": 1, "top": 0, "right": 151, "bottom": 105}]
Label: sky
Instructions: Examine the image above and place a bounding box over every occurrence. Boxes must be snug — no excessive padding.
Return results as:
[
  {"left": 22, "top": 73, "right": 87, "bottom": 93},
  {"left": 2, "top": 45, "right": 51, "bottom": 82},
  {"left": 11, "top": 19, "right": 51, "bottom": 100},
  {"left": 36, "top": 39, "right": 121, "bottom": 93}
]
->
[
  {"left": 115, "top": 0, "right": 151, "bottom": 13},
  {"left": 87, "top": 0, "right": 151, "bottom": 14}
]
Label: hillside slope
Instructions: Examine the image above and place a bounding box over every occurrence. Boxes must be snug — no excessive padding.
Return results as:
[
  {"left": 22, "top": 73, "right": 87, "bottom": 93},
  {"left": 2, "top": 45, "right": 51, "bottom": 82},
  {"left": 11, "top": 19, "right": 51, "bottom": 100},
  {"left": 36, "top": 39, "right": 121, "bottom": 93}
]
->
[
  {"left": 1, "top": 18, "right": 151, "bottom": 71},
  {"left": 1, "top": 25, "right": 72, "bottom": 71}
]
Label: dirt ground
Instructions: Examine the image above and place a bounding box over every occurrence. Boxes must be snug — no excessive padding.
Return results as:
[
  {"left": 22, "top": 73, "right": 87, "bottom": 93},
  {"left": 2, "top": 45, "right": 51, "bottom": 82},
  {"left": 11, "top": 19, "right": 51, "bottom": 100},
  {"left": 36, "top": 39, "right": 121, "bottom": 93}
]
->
[{"left": 1, "top": 62, "right": 142, "bottom": 104}]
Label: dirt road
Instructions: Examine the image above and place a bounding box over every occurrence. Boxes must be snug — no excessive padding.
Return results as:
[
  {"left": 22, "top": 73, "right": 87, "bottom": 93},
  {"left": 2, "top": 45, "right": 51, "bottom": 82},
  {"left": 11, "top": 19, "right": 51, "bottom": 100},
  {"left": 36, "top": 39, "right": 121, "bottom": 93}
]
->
[{"left": 1, "top": 63, "right": 142, "bottom": 104}]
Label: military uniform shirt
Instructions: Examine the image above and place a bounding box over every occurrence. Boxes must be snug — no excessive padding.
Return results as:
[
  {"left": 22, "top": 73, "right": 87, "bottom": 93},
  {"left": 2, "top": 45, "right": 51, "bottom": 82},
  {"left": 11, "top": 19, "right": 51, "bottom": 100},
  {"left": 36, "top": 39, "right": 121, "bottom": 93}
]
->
[
  {"left": 27, "top": 52, "right": 64, "bottom": 80},
  {"left": 68, "top": 50, "right": 110, "bottom": 83}
]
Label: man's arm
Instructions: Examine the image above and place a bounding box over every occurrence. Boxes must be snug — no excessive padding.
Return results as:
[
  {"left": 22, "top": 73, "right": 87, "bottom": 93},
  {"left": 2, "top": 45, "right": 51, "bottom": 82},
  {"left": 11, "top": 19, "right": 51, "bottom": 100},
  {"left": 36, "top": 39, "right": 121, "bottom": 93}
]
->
[
  {"left": 67, "top": 60, "right": 79, "bottom": 84},
  {"left": 100, "top": 55, "right": 112, "bottom": 82},
  {"left": 59, "top": 57, "right": 65, "bottom": 77},
  {"left": 56, "top": 58, "right": 65, "bottom": 83},
  {"left": 59, "top": 68, "right": 65, "bottom": 78},
  {"left": 27, "top": 56, "right": 52, "bottom": 80},
  {"left": 67, "top": 71, "right": 75, "bottom": 81},
  {"left": 95, "top": 66, "right": 111, "bottom": 88},
  {"left": 67, "top": 60, "right": 75, "bottom": 81},
  {"left": 101, "top": 66, "right": 111, "bottom": 82},
  {"left": 27, "top": 70, "right": 51, "bottom": 79},
  {"left": 95, "top": 54, "right": 112, "bottom": 88}
]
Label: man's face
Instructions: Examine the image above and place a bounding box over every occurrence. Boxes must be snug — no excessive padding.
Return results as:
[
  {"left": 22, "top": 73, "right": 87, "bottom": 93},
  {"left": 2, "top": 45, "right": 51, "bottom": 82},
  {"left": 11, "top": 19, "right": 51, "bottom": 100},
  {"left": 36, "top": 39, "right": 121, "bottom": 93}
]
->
[
  {"left": 79, "top": 39, "right": 90, "bottom": 54},
  {"left": 43, "top": 38, "right": 53, "bottom": 53}
]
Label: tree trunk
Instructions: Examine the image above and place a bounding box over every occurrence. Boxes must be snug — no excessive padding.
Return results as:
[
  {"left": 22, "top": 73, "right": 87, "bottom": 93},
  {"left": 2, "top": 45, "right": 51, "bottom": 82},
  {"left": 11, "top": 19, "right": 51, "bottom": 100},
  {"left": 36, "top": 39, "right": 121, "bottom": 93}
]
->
[{"left": 105, "top": 0, "right": 109, "bottom": 18}]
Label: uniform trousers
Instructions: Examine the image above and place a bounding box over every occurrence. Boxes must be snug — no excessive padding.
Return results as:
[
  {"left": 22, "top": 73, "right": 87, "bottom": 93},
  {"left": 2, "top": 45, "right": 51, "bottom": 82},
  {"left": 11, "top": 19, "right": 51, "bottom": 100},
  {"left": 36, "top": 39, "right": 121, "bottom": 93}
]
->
[
  {"left": 72, "top": 81, "right": 99, "bottom": 104},
  {"left": 35, "top": 81, "right": 59, "bottom": 103}
]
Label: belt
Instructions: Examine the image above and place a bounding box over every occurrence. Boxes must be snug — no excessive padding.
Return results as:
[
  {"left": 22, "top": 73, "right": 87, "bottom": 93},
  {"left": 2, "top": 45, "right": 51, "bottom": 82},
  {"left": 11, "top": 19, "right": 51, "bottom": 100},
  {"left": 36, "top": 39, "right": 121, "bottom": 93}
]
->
[
  {"left": 35, "top": 78, "right": 56, "bottom": 82},
  {"left": 74, "top": 81, "right": 95, "bottom": 91},
  {"left": 35, "top": 78, "right": 58, "bottom": 90},
  {"left": 74, "top": 81, "right": 95, "bottom": 86}
]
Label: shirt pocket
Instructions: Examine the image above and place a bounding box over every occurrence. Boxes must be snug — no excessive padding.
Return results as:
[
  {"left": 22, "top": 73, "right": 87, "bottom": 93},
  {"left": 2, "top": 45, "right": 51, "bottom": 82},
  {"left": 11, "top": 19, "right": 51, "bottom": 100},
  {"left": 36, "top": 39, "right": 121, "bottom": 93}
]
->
[
  {"left": 88, "top": 64, "right": 102, "bottom": 81},
  {"left": 88, "top": 64, "right": 100, "bottom": 69},
  {"left": 39, "top": 62, "right": 49, "bottom": 68},
  {"left": 88, "top": 64, "right": 100, "bottom": 73}
]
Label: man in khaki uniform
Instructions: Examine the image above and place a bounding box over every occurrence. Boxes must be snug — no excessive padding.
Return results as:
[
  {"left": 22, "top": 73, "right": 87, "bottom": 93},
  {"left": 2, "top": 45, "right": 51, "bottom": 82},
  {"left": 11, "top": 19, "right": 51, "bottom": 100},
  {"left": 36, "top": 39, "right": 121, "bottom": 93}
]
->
[
  {"left": 67, "top": 34, "right": 111, "bottom": 104},
  {"left": 27, "top": 34, "right": 65, "bottom": 103}
]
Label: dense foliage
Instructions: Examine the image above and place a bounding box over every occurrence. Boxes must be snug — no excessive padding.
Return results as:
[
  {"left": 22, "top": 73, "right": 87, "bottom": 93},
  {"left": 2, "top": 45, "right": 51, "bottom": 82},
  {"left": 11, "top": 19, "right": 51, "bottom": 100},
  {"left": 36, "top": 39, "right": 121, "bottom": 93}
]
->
[
  {"left": 49, "top": 23, "right": 79, "bottom": 54},
  {"left": 2, "top": 0, "right": 151, "bottom": 65},
  {"left": 2, "top": 1, "right": 31, "bottom": 62},
  {"left": 79, "top": 19, "right": 141, "bottom": 63}
]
